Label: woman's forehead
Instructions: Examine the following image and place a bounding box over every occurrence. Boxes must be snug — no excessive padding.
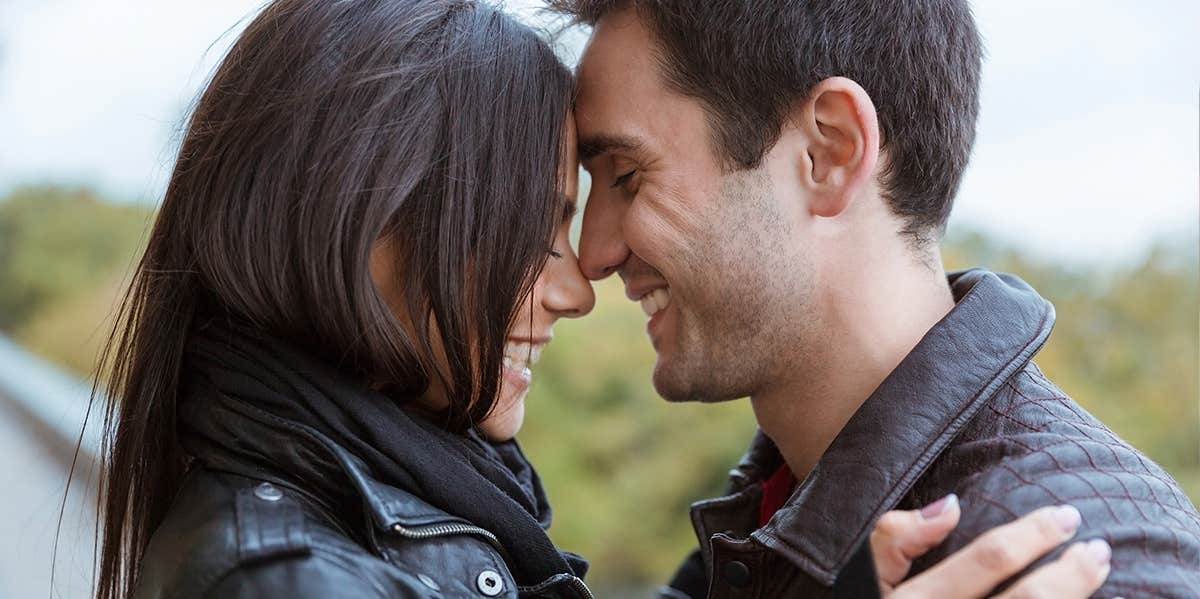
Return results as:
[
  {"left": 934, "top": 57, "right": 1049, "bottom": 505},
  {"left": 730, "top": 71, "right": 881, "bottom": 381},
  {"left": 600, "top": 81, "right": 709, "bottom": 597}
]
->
[
  {"left": 565, "top": 112, "right": 579, "bottom": 164},
  {"left": 562, "top": 113, "right": 580, "bottom": 198}
]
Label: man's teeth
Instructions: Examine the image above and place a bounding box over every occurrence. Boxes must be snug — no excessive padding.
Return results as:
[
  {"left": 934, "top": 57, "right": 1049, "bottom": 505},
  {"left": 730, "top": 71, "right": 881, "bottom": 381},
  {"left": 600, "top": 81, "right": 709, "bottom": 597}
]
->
[{"left": 639, "top": 288, "right": 671, "bottom": 317}]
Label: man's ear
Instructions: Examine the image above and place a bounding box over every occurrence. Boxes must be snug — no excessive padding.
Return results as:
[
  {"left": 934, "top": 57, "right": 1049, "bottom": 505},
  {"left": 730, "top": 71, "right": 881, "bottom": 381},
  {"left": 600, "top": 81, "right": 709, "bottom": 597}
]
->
[{"left": 793, "top": 77, "right": 880, "bottom": 218}]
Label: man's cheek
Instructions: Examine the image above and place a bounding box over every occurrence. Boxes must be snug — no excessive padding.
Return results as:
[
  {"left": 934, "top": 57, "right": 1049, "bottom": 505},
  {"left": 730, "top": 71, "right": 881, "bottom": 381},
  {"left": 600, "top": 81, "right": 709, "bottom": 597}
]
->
[
  {"left": 622, "top": 225, "right": 660, "bottom": 266},
  {"left": 627, "top": 213, "right": 685, "bottom": 266}
]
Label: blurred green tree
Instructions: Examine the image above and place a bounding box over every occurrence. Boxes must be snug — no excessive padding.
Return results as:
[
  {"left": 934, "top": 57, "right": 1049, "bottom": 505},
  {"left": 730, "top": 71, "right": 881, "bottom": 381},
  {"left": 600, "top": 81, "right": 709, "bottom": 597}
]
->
[{"left": 0, "top": 186, "right": 150, "bottom": 331}]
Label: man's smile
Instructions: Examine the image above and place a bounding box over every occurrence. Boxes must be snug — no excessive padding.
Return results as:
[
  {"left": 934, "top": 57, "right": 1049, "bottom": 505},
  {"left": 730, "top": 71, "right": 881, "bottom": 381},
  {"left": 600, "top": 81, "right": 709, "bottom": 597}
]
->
[{"left": 637, "top": 287, "right": 671, "bottom": 318}]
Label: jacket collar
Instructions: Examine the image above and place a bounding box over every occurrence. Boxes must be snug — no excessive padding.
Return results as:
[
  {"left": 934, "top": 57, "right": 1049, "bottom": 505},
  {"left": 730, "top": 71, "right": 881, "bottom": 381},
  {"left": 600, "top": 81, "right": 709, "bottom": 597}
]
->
[
  {"left": 316, "top": 429, "right": 481, "bottom": 530},
  {"left": 742, "top": 269, "right": 1056, "bottom": 585},
  {"left": 180, "top": 382, "right": 479, "bottom": 531},
  {"left": 304, "top": 429, "right": 593, "bottom": 586}
]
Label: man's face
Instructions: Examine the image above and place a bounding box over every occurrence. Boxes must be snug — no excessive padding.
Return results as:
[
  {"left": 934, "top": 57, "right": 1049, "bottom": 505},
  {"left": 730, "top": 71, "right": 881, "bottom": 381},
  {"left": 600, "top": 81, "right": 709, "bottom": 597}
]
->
[{"left": 575, "top": 8, "right": 814, "bottom": 403}]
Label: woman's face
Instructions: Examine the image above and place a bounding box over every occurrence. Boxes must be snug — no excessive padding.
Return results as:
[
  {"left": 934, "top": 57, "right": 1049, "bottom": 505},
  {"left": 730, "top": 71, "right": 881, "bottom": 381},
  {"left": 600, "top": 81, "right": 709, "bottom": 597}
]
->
[
  {"left": 371, "top": 118, "right": 594, "bottom": 441},
  {"left": 480, "top": 119, "right": 594, "bottom": 440}
]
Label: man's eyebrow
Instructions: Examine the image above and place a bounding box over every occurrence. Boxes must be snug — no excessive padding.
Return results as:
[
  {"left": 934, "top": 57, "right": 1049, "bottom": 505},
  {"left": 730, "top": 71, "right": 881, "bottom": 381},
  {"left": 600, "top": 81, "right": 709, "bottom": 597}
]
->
[{"left": 578, "top": 133, "right": 645, "bottom": 161}]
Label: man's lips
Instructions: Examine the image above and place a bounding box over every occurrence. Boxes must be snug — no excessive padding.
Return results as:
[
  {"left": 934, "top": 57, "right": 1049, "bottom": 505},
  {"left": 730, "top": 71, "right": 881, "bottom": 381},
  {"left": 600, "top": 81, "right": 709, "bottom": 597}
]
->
[{"left": 624, "top": 281, "right": 669, "bottom": 302}]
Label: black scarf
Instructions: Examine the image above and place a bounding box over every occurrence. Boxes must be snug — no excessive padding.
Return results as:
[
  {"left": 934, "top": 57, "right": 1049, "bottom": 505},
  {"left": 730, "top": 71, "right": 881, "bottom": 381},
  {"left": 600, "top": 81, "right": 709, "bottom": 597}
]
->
[{"left": 178, "top": 319, "right": 586, "bottom": 586}]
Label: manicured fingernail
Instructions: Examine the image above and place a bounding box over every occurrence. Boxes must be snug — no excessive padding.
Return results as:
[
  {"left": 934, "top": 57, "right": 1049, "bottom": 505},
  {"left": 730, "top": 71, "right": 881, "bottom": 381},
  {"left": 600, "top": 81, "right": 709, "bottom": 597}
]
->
[
  {"left": 920, "top": 493, "right": 958, "bottom": 518},
  {"left": 1054, "top": 505, "right": 1081, "bottom": 533},
  {"left": 1085, "top": 539, "right": 1111, "bottom": 566}
]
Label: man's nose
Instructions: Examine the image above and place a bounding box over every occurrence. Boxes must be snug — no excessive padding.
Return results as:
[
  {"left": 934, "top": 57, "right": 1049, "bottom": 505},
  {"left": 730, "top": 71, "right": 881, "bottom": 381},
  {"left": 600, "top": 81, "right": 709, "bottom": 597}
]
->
[{"left": 578, "top": 188, "right": 630, "bottom": 281}]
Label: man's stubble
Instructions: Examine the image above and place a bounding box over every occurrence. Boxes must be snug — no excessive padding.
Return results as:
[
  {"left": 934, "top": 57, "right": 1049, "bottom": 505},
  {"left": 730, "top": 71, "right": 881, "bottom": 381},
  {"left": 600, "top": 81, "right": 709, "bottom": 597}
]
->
[{"left": 653, "top": 166, "right": 816, "bottom": 404}]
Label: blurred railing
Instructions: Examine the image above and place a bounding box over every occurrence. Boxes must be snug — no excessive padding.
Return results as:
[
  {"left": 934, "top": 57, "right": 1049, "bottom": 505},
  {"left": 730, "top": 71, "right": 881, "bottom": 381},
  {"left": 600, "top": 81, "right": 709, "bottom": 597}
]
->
[
  {"left": 0, "top": 333, "right": 102, "bottom": 463},
  {"left": 0, "top": 334, "right": 100, "bottom": 599}
]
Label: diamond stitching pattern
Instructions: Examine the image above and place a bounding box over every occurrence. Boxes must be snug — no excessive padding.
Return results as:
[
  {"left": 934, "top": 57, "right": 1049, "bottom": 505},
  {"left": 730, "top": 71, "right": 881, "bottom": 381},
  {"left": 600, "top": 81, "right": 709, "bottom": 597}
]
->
[{"left": 906, "top": 362, "right": 1200, "bottom": 597}]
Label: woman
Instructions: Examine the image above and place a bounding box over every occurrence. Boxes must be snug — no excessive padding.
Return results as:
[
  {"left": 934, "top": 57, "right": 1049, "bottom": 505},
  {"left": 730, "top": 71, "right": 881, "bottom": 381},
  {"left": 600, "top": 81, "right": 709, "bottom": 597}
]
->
[{"left": 91, "top": 1, "right": 1107, "bottom": 598}]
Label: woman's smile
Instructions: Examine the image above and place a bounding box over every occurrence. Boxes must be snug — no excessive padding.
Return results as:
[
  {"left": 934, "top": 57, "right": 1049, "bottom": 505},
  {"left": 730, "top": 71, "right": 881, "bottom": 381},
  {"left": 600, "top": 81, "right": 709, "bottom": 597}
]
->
[{"left": 502, "top": 337, "right": 550, "bottom": 392}]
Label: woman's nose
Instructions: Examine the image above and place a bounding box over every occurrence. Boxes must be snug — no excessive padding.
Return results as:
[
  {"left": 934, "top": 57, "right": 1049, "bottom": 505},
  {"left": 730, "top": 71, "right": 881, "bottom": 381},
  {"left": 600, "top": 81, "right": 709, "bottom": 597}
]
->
[{"left": 541, "top": 256, "right": 596, "bottom": 319}]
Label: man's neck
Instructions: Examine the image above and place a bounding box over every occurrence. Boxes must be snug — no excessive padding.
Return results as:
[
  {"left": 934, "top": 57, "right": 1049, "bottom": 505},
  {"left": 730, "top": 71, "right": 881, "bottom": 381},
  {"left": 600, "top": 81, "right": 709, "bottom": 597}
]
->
[{"left": 749, "top": 247, "right": 956, "bottom": 481}]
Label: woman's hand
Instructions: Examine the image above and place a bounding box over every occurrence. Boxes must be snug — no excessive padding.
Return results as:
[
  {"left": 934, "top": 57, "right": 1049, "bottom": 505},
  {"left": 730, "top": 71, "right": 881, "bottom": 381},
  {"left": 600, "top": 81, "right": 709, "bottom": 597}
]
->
[{"left": 871, "top": 495, "right": 1113, "bottom": 598}]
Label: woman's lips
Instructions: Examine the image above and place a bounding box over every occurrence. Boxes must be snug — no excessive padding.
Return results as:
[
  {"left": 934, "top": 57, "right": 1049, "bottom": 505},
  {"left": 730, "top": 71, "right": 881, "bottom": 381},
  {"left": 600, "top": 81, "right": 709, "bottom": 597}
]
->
[
  {"left": 502, "top": 360, "right": 532, "bottom": 395},
  {"left": 501, "top": 337, "right": 546, "bottom": 393}
]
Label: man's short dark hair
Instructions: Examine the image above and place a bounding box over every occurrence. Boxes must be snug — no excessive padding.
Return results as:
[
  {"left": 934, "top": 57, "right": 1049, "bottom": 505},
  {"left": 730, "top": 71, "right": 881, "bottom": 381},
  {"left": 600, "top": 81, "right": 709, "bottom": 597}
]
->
[{"left": 551, "top": 0, "right": 983, "bottom": 244}]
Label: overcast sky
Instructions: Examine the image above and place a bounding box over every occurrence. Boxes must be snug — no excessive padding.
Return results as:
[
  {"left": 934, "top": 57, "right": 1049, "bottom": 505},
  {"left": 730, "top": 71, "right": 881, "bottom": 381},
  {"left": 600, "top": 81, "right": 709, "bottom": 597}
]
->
[{"left": 0, "top": 0, "right": 1196, "bottom": 264}]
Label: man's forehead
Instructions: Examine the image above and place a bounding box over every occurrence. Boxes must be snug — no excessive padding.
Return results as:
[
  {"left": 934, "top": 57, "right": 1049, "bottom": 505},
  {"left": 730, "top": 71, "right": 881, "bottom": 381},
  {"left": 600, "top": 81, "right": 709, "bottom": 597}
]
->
[
  {"left": 577, "top": 4, "right": 651, "bottom": 77},
  {"left": 573, "top": 80, "right": 654, "bottom": 163},
  {"left": 572, "top": 8, "right": 663, "bottom": 149},
  {"left": 572, "top": 8, "right": 719, "bottom": 171}
]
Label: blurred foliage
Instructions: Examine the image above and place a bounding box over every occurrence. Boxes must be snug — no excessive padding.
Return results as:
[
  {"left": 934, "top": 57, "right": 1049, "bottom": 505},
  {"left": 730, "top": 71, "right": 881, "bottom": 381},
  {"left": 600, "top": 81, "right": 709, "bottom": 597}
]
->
[
  {"left": 0, "top": 185, "right": 151, "bottom": 374},
  {"left": 0, "top": 185, "right": 1195, "bottom": 594},
  {"left": 0, "top": 185, "right": 150, "bottom": 330}
]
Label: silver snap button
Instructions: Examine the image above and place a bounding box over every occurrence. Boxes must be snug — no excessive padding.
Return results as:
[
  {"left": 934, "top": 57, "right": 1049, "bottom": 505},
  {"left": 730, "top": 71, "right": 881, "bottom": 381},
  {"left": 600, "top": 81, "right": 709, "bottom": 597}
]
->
[
  {"left": 417, "top": 573, "right": 440, "bottom": 591},
  {"left": 254, "top": 482, "right": 283, "bottom": 502},
  {"left": 475, "top": 569, "right": 503, "bottom": 596}
]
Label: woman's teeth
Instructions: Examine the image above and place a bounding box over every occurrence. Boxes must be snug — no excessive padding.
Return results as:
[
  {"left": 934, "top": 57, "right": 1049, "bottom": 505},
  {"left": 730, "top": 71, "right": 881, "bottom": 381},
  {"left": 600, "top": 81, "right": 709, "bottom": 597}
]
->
[
  {"left": 502, "top": 355, "right": 532, "bottom": 380},
  {"left": 639, "top": 288, "right": 671, "bottom": 317},
  {"left": 503, "top": 341, "right": 543, "bottom": 378}
]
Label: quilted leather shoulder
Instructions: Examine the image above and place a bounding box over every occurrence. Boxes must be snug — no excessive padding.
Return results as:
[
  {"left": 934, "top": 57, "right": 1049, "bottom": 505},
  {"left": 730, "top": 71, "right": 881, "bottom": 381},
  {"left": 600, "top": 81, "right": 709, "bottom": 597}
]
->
[{"left": 910, "top": 363, "right": 1200, "bottom": 598}]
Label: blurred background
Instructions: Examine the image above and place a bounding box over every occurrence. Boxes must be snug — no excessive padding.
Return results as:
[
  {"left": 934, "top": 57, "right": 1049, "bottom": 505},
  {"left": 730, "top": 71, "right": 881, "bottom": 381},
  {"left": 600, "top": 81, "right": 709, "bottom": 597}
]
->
[{"left": 0, "top": 0, "right": 1196, "bottom": 597}]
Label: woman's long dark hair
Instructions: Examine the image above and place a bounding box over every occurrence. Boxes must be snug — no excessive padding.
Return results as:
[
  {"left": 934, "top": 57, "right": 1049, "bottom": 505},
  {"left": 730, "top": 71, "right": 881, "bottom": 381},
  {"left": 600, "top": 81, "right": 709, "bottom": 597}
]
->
[{"left": 89, "top": 1, "right": 573, "bottom": 597}]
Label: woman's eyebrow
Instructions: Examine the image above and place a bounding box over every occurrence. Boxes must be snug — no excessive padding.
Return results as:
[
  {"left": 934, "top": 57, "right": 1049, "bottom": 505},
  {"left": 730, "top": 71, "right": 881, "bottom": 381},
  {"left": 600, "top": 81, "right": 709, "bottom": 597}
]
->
[{"left": 561, "top": 194, "right": 577, "bottom": 221}]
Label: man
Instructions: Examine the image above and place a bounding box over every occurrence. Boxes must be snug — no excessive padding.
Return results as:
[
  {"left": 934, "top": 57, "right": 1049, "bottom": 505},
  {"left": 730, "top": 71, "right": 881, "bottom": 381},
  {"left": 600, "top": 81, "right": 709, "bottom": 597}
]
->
[{"left": 554, "top": 0, "right": 1200, "bottom": 597}]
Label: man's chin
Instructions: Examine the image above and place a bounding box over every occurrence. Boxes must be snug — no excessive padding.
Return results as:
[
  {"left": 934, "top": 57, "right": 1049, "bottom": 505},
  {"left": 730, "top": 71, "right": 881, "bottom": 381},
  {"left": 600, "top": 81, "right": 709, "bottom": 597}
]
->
[{"left": 652, "top": 357, "right": 742, "bottom": 403}]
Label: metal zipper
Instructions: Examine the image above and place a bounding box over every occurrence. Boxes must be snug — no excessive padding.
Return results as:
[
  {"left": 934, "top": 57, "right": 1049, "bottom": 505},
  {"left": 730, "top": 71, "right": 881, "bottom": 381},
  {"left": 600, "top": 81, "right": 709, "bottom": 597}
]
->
[
  {"left": 517, "top": 575, "right": 595, "bottom": 599},
  {"left": 391, "top": 521, "right": 504, "bottom": 551},
  {"left": 393, "top": 523, "right": 594, "bottom": 599},
  {"left": 567, "top": 575, "right": 595, "bottom": 599}
]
